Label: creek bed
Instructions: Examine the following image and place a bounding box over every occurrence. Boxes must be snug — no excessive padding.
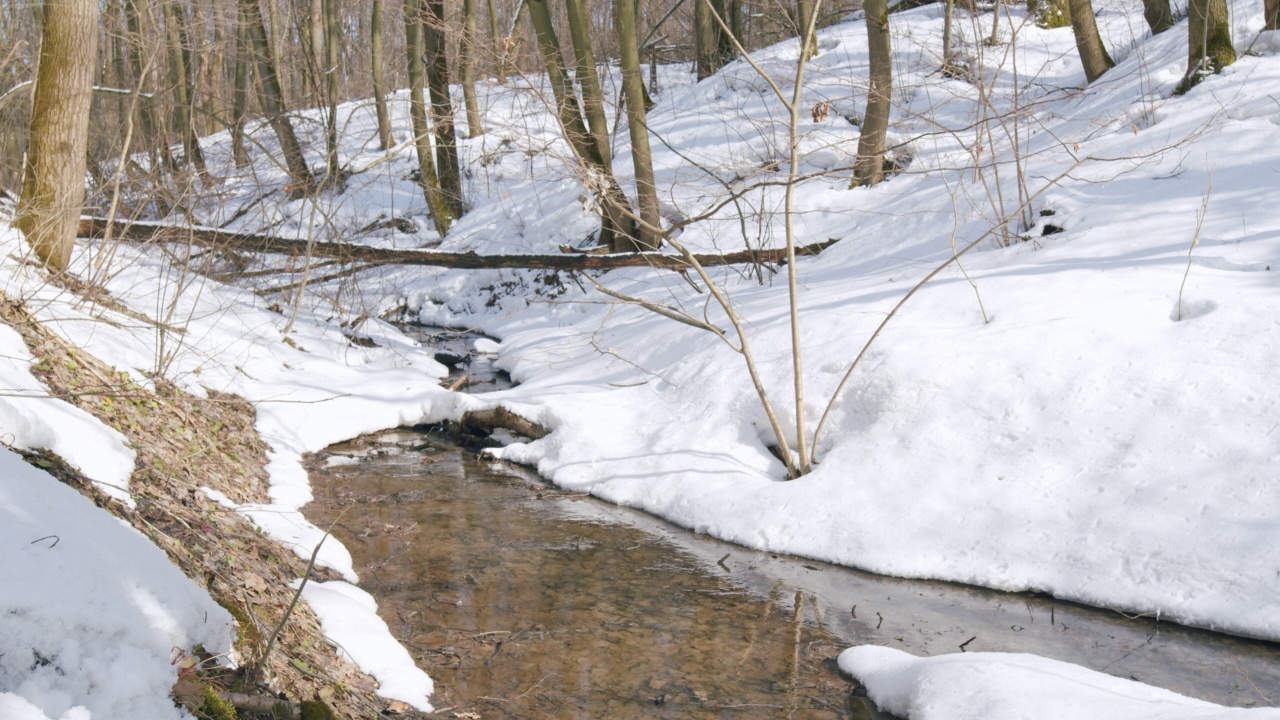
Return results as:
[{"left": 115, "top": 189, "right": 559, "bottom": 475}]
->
[{"left": 302, "top": 329, "right": 1280, "bottom": 718}]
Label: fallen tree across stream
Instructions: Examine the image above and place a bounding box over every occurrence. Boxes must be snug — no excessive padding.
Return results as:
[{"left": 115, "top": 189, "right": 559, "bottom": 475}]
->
[{"left": 77, "top": 217, "right": 837, "bottom": 272}]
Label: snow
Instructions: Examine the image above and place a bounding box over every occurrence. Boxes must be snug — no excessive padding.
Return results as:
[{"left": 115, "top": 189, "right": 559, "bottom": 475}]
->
[
  {"left": 293, "top": 580, "right": 434, "bottom": 711},
  {"left": 839, "top": 646, "right": 1280, "bottom": 719},
  {"left": 0, "top": 447, "right": 232, "bottom": 720},
  {"left": 3, "top": 0, "right": 1280, "bottom": 713}
]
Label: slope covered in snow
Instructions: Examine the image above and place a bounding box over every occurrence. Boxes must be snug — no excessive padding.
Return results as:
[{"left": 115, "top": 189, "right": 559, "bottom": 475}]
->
[{"left": 3, "top": 0, "right": 1278, "bottom": 714}]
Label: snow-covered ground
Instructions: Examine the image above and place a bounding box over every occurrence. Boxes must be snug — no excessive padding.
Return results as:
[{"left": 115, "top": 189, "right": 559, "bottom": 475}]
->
[{"left": 3, "top": 0, "right": 1279, "bottom": 715}]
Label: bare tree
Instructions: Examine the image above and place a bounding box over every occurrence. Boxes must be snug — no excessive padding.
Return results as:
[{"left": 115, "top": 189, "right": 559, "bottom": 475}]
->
[
  {"left": 239, "top": 0, "right": 315, "bottom": 192},
  {"left": 617, "top": 0, "right": 662, "bottom": 250},
  {"left": 371, "top": 0, "right": 394, "bottom": 150},
  {"left": 16, "top": 0, "right": 99, "bottom": 271},
  {"left": 565, "top": 0, "right": 611, "bottom": 170},
  {"left": 1143, "top": 0, "right": 1174, "bottom": 34},
  {"left": 460, "top": 0, "right": 485, "bottom": 137},
  {"left": 423, "top": 0, "right": 465, "bottom": 216},
  {"left": 853, "top": 0, "right": 891, "bottom": 186},
  {"left": 405, "top": 0, "right": 454, "bottom": 234},
  {"left": 1068, "top": 0, "right": 1114, "bottom": 82},
  {"left": 1179, "top": 0, "right": 1234, "bottom": 92},
  {"left": 526, "top": 0, "right": 637, "bottom": 250}
]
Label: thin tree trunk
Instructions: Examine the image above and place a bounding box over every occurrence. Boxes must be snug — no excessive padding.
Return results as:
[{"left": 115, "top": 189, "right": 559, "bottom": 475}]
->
[
  {"left": 565, "top": 0, "right": 610, "bottom": 170},
  {"left": 267, "top": 0, "right": 287, "bottom": 103},
  {"left": 853, "top": 0, "right": 891, "bottom": 186},
  {"left": 239, "top": 0, "right": 315, "bottom": 191},
  {"left": 405, "top": 0, "right": 454, "bottom": 234},
  {"left": 617, "top": 0, "right": 661, "bottom": 250},
  {"left": 487, "top": 0, "right": 503, "bottom": 82},
  {"left": 797, "top": 0, "right": 816, "bottom": 56},
  {"left": 1267, "top": 0, "right": 1280, "bottom": 30},
  {"left": 309, "top": 0, "right": 325, "bottom": 99},
  {"left": 371, "top": 0, "right": 393, "bottom": 150},
  {"left": 123, "top": 0, "right": 170, "bottom": 170},
  {"left": 17, "top": 0, "right": 100, "bottom": 271},
  {"left": 231, "top": 4, "right": 251, "bottom": 167},
  {"left": 461, "top": 0, "right": 485, "bottom": 137},
  {"left": 1068, "top": 0, "right": 1114, "bottom": 82},
  {"left": 942, "top": 0, "right": 955, "bottom": 67},
  {"left": 1143, "top": 0, "right": 1174, "bottom": 33},
  {"left": 526, "top": 0, "right": 635, "bottom": 249},
  {"left": 163, "top": 0, "right": 207, "bottom": 176},
  {"left": 323, "top": 0, "right": 340, "bottom": 180},
  {"left": 423, "top": 0, "right": 464, "bottom": 216},
  {"left": 1181, "top": 0, "right": 1234, "bottom": 91}
]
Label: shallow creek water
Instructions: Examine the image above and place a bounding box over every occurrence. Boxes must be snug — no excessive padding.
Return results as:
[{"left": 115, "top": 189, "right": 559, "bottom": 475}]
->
[{"left": 303, "top": 329, "right": 1280, "bottom": 718}]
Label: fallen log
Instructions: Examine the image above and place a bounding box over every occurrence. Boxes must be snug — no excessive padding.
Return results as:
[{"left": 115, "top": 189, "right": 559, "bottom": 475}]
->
[{"left": 77, "top": 217, "right": 837, "bottom": 272}]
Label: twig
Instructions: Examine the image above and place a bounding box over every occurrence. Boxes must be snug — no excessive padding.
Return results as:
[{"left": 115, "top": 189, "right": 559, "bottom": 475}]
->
[
  {"left": 256, "top": 507, "right": 348, "bottom": 673},
  {"left": 1176, "top": 181, "right": 1211, "bottom": 321}
]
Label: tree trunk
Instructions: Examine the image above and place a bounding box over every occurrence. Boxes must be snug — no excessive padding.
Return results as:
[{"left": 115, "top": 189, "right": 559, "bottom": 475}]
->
[
  {"left": 371, "top": 0, "right": 393, "bottom": 150},
  {"left": 309, "top": 0, "right": 325, "bottom": 98},
  {"left": 1181, "top": 0, "right": 1234, "bottom": 91},
  {"left": 942, "top": 0, "right": 955, "bottom": 66},
  {"left": 323, "top": 0, "right": 340, "bottom": 180},
  {"left": 487, "top": 0, "right": 504, "bottom": 82},
  {"left": 1067, "top": 0, "right": 1114, "bottom": 82},
  {"left": 17, "top": 0, "right": 99, "bottom": 271},
  {"left": 853, "top": 0, "right": 891, "bottom": 186},
  {"left": 526, "top": 0, "right": 636, "bottom": 249},
  {"left": 239, "top": 0, "right": 315, "bottom": 192},
  {"left": 1142, "top": 0, "right": 1174, "bottom": 33},
  {"left": 461, "top": 0, "right": 485, "bottom": 137},
  {"left": 617, "top": 0, "right": 661, "bottom": 250},
  {"left": 797, "top": 0, "right": 816, "bottom": 56},
  {"left": 565, "top": 0, "right": 611, "bottom": 170},
  {"left": 405, "top": 0, "right": 454, "bottom": 235},
  {"left": 163, "top": 0, "right": 207, "bottom": 177},
  {"left": 231, "top": 4, "right": 251, "bottom": 167},
  {"left": 1267, "top": 0, "right": 1280, "bottom": 30},
  {"left": 123, "top": 0, "right": 171, "bottom": 171},
  {"left": 423, "top": 0, "right": 464, "bottom": 217}
]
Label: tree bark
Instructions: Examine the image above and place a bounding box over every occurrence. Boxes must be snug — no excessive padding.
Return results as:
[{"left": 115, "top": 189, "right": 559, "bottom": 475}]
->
[
  {"left": 797, "top": 0, "right": 816, "bottom": 56},
  {"left": 231, "top": 4, "right": 251, "bottom": 167},
  {"left": 239, "top": 0, "right": 315, "bottom": 192},
  {"left": 1142, "top": 0, "right": 1174, "bottom": 33},
  {"left": 1267, "top": 0, "right": 1280, "bottom": 30},
  {"left": 17, "top": 0, "right": 100, "bottom": 271},
  {"left": 487, "top": 0, "right": 504, "bottom": 82},
  {"left": 526, "top": 0, "right": 636, "bottom": 249},
  {"left": 1181, "top": 0, "right": 1234, "bottom": 91},
  {"left": 1067, "top": 0, "right": 1114, "bottom": 82},
  {"left": 617, "top": 0, "right": 661, "bottom": 250},
  {"left": 423, "top": 0, "right": 465, "bottom": 216},
  {"left": 371, "top": 0, "right": 393, "bottom": 150},
  {"left": 565, "top": 0, "right": 611, "bottom": 170},
  {"left": 853, "top": 0, "right": 891, "bottom": 186},
  {"left": 123, "top": 0, "right": 172, "bottom": 170},
  {"left": 405, "top": 0, "right": 454, "bottom": 235},
  {"left": 162, "top": 0, "right": 207, "bottom": 176},
  {"left": 461, "top": 0, "right": 485, "bottom": 137},
  {"left": 323, "top": 0, "right": 340, "bottom": 181},
  {"left": 80, "top": 217, "right": 840, "bottom": 269}
]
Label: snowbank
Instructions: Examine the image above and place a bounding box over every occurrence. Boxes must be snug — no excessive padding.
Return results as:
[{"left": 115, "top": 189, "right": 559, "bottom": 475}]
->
[
  {"left": 0, "top": 448, "right": 233, "bottom": 720},
  {"left": 839, "top": 645, "right": 1280, "bottom": 719}
]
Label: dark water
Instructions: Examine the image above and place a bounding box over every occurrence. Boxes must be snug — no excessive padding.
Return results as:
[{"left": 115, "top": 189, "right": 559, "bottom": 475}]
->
[{"left": 303, "top": 329, "right": 1280, "bottom": 718}]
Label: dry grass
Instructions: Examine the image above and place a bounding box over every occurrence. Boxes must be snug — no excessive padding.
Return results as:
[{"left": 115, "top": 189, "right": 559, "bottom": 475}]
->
[{"left": 0, "top": 294, "right": 420, "bottom": 718}]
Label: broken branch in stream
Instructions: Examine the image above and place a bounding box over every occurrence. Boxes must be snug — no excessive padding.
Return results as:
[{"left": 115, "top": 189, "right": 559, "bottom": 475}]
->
[{"left": 78, "top": 217, "right": 838, "bottom": 272}]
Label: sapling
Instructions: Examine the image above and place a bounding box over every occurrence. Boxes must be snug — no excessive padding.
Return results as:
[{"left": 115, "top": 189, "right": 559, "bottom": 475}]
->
[{"left": 1175, "top": 182, "right": 1211, "bottom": 322}]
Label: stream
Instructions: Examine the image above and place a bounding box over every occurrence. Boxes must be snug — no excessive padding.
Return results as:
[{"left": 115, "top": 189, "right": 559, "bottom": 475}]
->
[{"left": 302, "top": 328, "right": 1280, "bottom": 718}]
